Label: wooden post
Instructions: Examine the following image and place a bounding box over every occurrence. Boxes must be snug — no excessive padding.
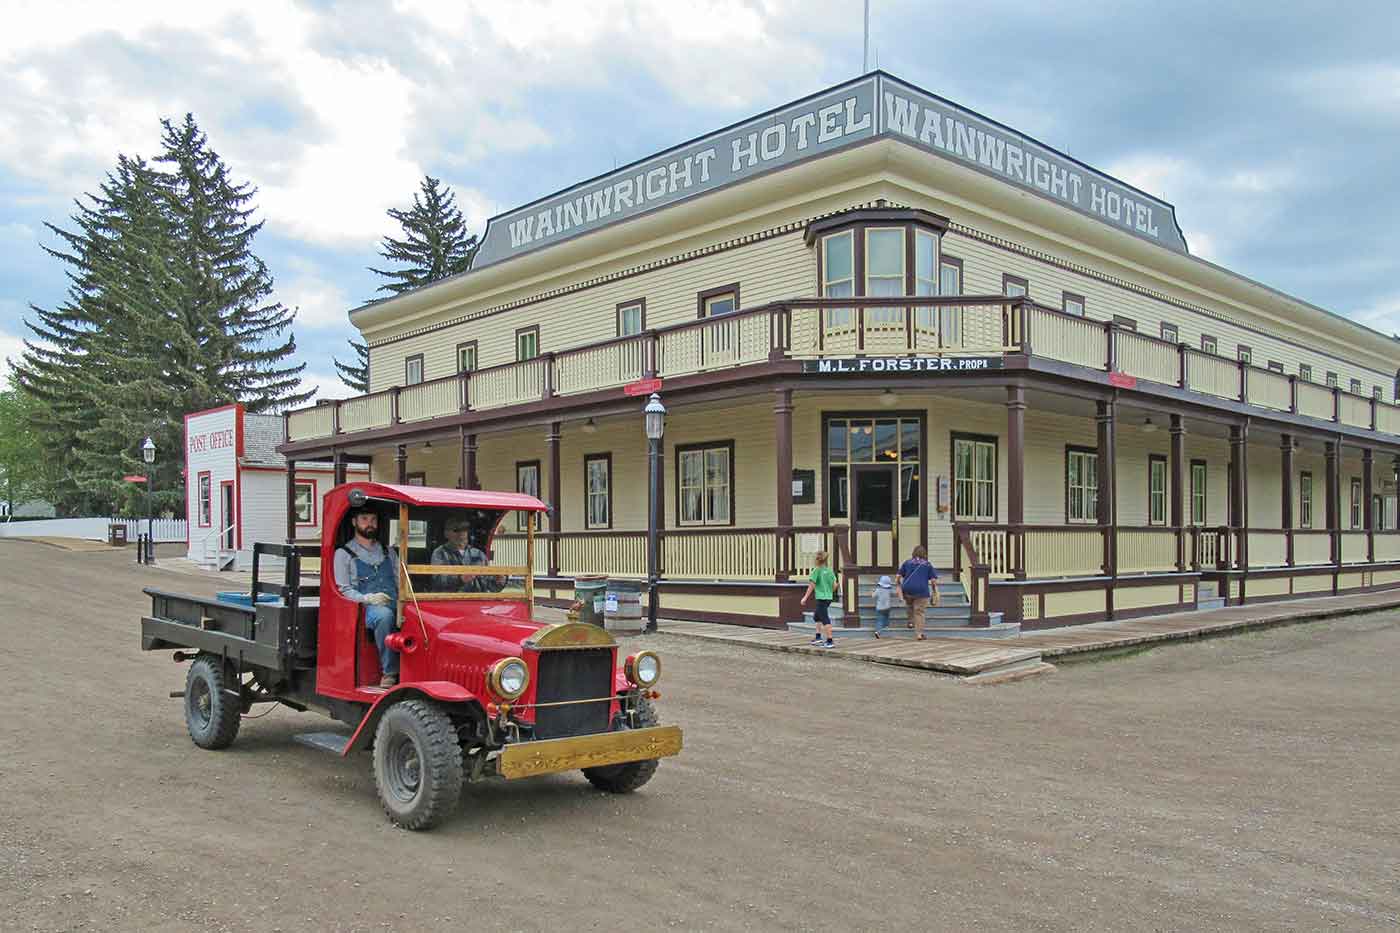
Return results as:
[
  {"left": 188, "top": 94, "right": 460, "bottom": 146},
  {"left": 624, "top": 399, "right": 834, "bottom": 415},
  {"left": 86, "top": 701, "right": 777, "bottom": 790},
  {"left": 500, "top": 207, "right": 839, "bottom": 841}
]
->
[
  {"left": 543, "top": 352, "right": 556, "bottom": 401},
  {"left": 332, "top": 399, "right": 342, "bottom": 435},
  {"left": 525, "top": 512, "right": 535, "bottom": 604},
  {"left": 466, "top": 434, "right": 479, "bottom": 490},
  {"left": 1281, "top": 434, "right": 1294, "bottom": 566},
  {"left": 1007, "top": 385, "right": 1026, "bottom": 579},
  {"left": 457, "top": 427, "right": 468, "bottom": 489},
  {"left": 285, "top": 459, "right": 297, "bottom": 543},
  {"left": 774, "top": 389, "right": 793, "bottom": 582},
  {"left": 1325, "top": 440, "right": 1339, "bottom": 567},
  {"left": 547, "top": 421, "right": 561, "bottom": 577},
  {"left": 1364, "top": 448, "right": 1374, "bottom": 562},
  {"left": 333, "top": 449, "right": 347, "bottom": 486},
  {"left": 390, "top": 386, "right": 402, "bottom": 424},
  {"left": 1097, "top": 399, "right": 1117, "bottom": 618},
  {"left": 395, "top": 444, "right": 407, "bottom": 485},
  {"left": 1170, "top": 415, "right": 1185, "bottom": 571},
  {"left": 1229, "top": 424, "right": 1248, "bottom": 584}
]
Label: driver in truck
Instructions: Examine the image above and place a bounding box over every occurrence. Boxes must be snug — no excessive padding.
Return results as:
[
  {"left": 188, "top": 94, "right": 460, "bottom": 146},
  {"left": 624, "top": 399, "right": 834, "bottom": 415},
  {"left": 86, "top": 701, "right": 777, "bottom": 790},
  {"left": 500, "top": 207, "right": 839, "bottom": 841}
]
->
[
  {"left": 333, "top": 506, "right": 401, "bottom": 687},
  {"left": 431, "top": 515, "right": 504, "bottom": 593}
]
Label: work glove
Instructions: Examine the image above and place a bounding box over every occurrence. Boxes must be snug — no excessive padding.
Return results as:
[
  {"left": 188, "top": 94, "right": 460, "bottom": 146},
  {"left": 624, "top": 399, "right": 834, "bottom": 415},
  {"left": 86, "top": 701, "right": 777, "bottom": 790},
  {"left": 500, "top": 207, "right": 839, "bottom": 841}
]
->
[{"left": 364, "top": 592, "right": 393, "bottom": 607}]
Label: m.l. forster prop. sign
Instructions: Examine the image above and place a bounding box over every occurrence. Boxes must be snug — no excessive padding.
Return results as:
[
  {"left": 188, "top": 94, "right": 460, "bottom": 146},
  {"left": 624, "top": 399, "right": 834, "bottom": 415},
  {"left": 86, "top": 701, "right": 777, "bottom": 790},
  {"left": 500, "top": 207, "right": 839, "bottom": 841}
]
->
[
  {"left": 472, "top": 73, "right": 1186, "bottom": 268},
  {"left": 802, "top": 357, "right": 1006, "bottom": 375}
]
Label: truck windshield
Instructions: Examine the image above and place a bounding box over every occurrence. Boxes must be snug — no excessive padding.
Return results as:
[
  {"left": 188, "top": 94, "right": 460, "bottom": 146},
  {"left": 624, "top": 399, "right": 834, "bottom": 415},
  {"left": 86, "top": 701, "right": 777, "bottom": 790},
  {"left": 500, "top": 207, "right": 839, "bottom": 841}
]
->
[{"left": 388, "top": 504, "right": 538, "bottom": 601}]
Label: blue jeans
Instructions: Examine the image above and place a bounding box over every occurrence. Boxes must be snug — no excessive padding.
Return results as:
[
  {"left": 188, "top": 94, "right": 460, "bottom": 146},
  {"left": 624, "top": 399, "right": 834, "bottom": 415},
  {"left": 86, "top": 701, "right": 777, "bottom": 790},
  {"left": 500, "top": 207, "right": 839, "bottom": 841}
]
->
[
  {"left": 874, "top": 608, "right": 890, "bottom": 633},
  {"left": 366, "top": 603, "right": 399, "bottom": 675}
]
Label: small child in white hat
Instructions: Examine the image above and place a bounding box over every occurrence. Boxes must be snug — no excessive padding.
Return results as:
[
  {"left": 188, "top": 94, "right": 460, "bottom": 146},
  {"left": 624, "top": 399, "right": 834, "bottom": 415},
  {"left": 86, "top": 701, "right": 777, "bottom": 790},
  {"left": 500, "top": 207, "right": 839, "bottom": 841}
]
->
[{"left": 873, "top": 575, "right": 894, "bottom": 638}]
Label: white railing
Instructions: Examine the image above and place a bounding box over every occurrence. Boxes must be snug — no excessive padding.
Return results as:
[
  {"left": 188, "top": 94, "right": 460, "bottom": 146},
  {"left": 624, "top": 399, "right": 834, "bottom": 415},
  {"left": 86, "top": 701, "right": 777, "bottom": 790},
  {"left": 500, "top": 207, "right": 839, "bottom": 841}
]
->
[
  {"left": 1247, "top": 530, "right": 1287, "bottom": 568},
  {"left": 1185, "top": 350, "right": 1239, "bottom": 399},
  {"left": 1245, "top": 369, "right": 1292, "bottom": 412},
  {"left": 1023, "top": 527, "right": 1103, "bottom": 577},
  {"left": 1117, "top": 528, "right": 1177, "bottom": 573},
  {"left": 472, "top": 359, "right": 547, "bottom": 410},
  {"left": 287, "top": 405, "right": 334, "bottom": 441},
  {"left": 0, "top": 517, "right": 188, "bottom": 542},
  {"left": 1339, "top": 394, "right": 1371, "bottom": 429},
  {"left": 1340, "top": 531, "right": 1368, "bottom": 564},
  {"left": 557, "top": 533, "right": 648, "bottom": 577},
  {"left": 1296, "top": 382, "right": 1334, "bottom": 420},
  {"left": 341, "top": 393, "right": 393, "bottom": 432},
  {"left": 969, "top": 528, "right": 1012, "bottom": 578},
  {"left": 658, "top": 314, "right": 771, "bottom": 377},
  {"left": 1029, "top": 306, "right": 1104, "bottom": 369},
  {"left": 1115, "top": 331, "right": 1177, "bottom": 385},
  {"left": 1292, "top": 531, "right": 1332, "bottom": 565},
  {"left": 554, "top": 338, "right": 646, "bottom": 395},
  {"left": 1375, "top": 533, "right": 1400, "bottom": 562},
  {"left": 399, "top": 378, "right": 460, "bottom": 423}
]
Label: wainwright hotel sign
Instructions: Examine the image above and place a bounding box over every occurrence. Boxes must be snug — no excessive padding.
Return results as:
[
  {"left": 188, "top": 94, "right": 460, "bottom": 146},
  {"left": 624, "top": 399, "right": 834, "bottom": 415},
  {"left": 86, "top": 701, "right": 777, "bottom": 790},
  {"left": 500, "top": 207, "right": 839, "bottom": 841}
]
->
[{"left": 472, "top": 74, "right": 1187, "bottom": 268}]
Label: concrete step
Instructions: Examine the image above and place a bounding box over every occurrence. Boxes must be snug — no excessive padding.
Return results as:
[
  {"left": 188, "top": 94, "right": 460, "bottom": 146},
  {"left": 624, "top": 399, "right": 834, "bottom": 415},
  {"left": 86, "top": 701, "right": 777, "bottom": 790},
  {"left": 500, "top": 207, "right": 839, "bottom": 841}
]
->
[
  {"left": 963, "top": 659, "right": 1056, "bottom": 685},
  {"left": 1196, "top": 597, "right": 1227, "bottom": 610},
  {"left": 789, "top": 620, "right": 1022, "bottom": 640}
]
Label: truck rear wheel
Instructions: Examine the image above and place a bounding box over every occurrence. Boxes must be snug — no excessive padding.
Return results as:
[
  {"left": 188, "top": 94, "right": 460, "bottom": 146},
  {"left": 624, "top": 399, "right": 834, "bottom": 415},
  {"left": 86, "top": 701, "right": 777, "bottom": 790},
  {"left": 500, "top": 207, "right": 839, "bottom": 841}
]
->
[
  {"left": 185, "top": 655, "right": 241, "bottom": 750},
  {"left": 372, "top": 699, "right": 463, "bottom": 830},
  {"left": 583, "top": 695, "right": 659, "bottom": 794}
]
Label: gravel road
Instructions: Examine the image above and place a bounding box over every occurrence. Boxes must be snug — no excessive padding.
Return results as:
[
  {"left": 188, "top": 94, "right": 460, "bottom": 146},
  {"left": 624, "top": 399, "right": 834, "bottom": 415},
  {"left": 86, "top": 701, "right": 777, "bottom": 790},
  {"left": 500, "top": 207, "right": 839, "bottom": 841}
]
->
[{"left": 2, "top": 538, "right": 1398, "bottom": 931}]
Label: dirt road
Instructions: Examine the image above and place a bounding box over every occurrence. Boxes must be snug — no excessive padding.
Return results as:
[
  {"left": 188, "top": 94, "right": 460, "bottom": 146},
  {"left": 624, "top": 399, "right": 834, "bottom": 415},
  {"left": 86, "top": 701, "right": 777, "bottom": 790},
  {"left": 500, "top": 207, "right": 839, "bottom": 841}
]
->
[{"left": 2, "top": 538, "right": 1398, "bottom": 931}]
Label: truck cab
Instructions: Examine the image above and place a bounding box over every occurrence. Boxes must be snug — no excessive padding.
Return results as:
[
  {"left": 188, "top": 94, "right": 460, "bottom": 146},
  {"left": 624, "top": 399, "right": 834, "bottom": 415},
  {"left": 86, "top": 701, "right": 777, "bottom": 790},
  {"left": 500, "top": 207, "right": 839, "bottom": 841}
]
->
[{"left": 141, "top": 482, "right": 681, "bottom": 830}]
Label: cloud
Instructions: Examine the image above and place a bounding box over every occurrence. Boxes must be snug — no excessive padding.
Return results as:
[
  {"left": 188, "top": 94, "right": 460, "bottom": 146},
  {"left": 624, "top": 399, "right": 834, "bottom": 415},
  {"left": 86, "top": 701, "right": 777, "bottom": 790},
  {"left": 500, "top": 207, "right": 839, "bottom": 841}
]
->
[
  {"left": 276, "top": 257, "right": 355, "bottom": 331},
  {"left": 0, "top": 321, "right": 29, "bottom": 382},
  {"left": 296, "top": 370, "right": 353, "bottom": 405}
]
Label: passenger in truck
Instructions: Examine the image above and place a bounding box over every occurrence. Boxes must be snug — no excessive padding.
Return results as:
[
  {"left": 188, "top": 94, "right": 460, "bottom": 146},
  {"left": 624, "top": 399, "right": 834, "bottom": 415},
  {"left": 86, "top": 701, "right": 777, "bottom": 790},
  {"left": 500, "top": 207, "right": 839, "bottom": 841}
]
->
[{"left": 430, "top": 515, "right": 504, "bottom": 593}]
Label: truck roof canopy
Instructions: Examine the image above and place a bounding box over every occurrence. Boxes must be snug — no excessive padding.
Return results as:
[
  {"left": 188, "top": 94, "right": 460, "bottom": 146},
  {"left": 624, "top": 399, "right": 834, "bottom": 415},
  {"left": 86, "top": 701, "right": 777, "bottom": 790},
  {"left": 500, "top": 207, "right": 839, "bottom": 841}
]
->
[{"left": 342, "top": 482, "right": 548, "bottom": 513}]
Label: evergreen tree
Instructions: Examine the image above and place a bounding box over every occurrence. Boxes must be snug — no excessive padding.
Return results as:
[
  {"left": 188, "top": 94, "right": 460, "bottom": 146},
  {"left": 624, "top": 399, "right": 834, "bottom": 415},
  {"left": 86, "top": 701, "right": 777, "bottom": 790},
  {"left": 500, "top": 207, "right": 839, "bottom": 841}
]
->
[
  {"left": 14, "top": 114, "right": 311, "bottom": 514},
  {"left": 369, "top": 175, "right": 477, "bottom": 296},
  {"left": 334, "top": 338, "right": 369, "bottom": 393}
]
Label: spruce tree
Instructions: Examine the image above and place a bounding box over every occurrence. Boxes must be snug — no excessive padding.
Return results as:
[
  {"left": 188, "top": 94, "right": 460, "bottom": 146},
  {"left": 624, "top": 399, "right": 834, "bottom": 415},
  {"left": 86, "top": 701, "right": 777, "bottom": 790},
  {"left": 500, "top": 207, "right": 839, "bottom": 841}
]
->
[
  {"left": 369, "top": 175, "right": 477, "bottom": 296},
  {"left": 334, "top": 338, "right": 370, "bottom": 393},
  {"left": 15, "top": 114, "right": 312, "bottom": 514}
]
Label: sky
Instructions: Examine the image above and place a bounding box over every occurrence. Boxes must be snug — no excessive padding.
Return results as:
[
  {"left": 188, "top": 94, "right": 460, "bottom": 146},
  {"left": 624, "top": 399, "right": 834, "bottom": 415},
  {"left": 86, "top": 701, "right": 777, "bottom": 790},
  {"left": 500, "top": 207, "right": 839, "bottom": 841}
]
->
[{"left": 2, "top": 0, "right": 1399, "bottom": 404}]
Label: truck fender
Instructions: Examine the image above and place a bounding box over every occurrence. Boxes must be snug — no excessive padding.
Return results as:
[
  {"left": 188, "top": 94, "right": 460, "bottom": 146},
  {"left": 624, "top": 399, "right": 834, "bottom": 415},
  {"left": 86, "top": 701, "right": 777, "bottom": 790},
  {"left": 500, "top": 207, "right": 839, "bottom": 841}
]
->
[{"left": 342, "top": 681, "right": 482, "bottom": 757}]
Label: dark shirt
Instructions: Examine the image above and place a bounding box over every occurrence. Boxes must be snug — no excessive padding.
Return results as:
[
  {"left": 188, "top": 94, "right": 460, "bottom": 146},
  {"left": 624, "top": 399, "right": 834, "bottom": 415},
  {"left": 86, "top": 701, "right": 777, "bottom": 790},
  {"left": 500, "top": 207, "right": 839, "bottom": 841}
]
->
[
  {"left": 429, "top": 543, "right": 488, "bottom": 592},
  {"left": 897, "top": 558, "right": 937, "bottom": 598}
]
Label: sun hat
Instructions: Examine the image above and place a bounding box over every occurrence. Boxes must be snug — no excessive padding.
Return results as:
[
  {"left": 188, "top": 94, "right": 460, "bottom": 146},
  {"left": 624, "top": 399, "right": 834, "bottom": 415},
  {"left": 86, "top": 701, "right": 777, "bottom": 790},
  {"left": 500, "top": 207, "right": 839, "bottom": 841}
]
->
[{"left": 877, "top": 575, "right": 893, "bottom": 588}]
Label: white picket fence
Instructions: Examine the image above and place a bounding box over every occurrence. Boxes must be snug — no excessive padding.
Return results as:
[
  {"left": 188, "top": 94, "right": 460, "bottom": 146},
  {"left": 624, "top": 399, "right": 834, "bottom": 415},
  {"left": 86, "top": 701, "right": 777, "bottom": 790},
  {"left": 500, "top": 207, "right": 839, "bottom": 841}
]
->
[{"left": 0, "top": 517, "right": 188, "bottom": 543}]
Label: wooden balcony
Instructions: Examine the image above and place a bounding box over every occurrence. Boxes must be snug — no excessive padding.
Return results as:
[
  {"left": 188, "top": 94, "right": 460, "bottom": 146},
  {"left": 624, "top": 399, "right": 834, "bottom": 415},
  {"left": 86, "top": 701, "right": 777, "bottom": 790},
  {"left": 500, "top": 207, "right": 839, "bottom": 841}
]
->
[{"left": 285, "top": 296, "right": 1400, "bottom": 445}]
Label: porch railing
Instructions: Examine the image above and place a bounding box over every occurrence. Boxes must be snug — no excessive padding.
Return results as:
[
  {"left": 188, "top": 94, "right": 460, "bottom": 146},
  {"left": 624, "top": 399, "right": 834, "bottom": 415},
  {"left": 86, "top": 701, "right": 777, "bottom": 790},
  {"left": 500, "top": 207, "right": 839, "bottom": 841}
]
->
[
  {"left": 285, "top": 295, "right": 1400, "bottom": 447},
  {"left": 1292, "top": 529, "right": 1332, "bottom": 565},
  {"left": 1116, "top": 527, "right": 1177, "bottom": 573},
  {"left": 1375, "top": 531, "right": 1400, "bottom": 562},
  {"left": 1339, "top": 530, "right": 1369, "bottom": 564},
  {"left": 951, "top": 525, "right": 990, "bottom": 624}
]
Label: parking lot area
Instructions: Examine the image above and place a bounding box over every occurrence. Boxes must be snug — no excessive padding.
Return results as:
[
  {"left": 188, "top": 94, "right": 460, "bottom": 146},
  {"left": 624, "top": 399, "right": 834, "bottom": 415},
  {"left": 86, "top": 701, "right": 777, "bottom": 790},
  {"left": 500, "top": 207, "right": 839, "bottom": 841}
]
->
[{"left": 3, "top": 537, "right": 1399, "bottom": 931}]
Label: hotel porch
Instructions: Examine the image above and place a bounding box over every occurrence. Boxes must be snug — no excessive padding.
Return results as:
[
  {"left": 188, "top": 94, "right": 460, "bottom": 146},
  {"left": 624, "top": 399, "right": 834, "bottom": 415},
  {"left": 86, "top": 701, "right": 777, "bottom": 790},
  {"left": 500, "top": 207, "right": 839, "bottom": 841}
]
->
[{"left": 279, "top": 298, "right": 1400, "bottom": 629}]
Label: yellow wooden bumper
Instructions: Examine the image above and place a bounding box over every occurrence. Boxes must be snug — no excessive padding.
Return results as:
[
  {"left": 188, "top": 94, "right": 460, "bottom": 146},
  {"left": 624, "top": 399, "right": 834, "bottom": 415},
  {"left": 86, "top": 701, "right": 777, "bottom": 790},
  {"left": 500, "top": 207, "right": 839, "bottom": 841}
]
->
[{"left": 498, "top": 725, "right": 683, "bottom": 780}]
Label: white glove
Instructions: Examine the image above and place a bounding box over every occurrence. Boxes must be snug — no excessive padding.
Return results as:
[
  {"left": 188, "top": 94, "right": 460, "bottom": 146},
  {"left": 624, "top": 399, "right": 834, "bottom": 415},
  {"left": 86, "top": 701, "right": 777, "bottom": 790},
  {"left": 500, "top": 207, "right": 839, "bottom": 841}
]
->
[{"left": 364, "top": 592, "right": 393, "bottom": 607}]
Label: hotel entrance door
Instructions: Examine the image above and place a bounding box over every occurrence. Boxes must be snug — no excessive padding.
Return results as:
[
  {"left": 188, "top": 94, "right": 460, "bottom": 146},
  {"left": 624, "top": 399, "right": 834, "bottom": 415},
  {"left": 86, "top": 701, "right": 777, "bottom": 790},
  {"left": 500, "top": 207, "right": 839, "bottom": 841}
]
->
[{"left": 850, "top": 464, "right": 898, "bottom": 568}]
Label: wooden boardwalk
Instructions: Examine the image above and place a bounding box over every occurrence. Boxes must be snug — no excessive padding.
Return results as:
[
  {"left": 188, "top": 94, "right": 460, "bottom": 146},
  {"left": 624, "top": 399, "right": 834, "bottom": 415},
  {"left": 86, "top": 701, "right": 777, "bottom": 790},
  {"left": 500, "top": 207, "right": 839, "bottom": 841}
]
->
[{"left": 659, "top": 589, "right": 1400, "bottom": 683}]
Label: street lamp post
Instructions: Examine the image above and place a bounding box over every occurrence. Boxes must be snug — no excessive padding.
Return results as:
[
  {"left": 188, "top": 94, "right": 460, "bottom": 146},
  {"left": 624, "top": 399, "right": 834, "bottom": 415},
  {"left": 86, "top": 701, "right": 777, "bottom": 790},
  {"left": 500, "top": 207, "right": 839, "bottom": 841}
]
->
[
  {"left": 142, "top": 436, "right": 156, "bottom": 565},
  {"left": 644, "top": 393, "right": 666, "bottom": 633}
]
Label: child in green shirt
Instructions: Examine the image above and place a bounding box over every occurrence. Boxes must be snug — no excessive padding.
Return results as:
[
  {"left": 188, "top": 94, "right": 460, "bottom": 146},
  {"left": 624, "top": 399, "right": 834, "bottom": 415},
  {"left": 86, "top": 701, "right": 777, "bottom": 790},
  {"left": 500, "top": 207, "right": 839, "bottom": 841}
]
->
[{"left": 801, "top": 551, "right": 839, "bottom": 648}]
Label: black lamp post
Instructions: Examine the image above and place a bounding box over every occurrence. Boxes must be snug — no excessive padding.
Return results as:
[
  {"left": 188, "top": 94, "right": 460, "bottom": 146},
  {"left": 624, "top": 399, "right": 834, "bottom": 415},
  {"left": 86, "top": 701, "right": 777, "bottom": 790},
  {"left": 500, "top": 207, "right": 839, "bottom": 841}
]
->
[
  {"left": 142, "top": 436, "right": 156, "bottom": 564},
  {"left": 644, "top": 393, "right": 666, "bottom": 633}
]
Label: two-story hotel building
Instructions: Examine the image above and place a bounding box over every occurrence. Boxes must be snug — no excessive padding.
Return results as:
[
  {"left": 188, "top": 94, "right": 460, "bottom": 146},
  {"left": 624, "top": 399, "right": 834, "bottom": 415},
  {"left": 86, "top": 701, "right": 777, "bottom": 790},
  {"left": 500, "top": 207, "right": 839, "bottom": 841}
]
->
[{"left": 279, "top": 72, "right": 1400, "bottom": 631}]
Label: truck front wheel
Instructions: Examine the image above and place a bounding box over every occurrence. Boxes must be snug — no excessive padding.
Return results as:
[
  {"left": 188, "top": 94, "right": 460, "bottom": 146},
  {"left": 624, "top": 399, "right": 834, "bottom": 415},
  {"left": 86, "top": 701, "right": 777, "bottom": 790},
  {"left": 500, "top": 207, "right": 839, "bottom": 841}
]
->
[
  {"left": 583, "top": 695, "right": 659, "bottom": 794},
  {"left": 372, "top": 699, "right": 463, "bottom": 830},
  {"left": 185, "top": 655, "right": 241, "bottom": 750}
]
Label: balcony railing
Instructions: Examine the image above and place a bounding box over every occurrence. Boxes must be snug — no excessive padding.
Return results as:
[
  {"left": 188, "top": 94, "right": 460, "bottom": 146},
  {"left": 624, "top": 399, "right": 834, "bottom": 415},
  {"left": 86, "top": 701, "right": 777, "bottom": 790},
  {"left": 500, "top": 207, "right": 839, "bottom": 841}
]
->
[{"left": 284, "top": 295, "right": 1400, "bottom": 445}]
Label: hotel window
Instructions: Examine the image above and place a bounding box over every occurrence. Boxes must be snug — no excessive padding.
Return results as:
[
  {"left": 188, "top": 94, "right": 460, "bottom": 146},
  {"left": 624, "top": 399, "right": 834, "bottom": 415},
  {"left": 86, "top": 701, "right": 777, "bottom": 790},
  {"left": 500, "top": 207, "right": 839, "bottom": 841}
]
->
[
  {"left": 456, "top": 341, "right": 477, "bottom": 373},
  {"left": 826, "top": 417, "right": 922, "bottom": 520},
  {"left": 293, "top": 481, "right": 315, "bottom": 525},
  {"left": 1268, "top": 361, "right": 1284, "bottom": 374},
  {"left": 821, "top": 231, "right": 855, "bottom": 331},
  {"left": 1002, "top": 274, "right": 1028, "bottom": 298},
  {"left": 914, "top": 230, "right": 939, "bottom": 296},
  {"left": 1148, "top": 455, "right": 1167, "bottom": 525},
  {"left": 1300, "top": 364, "right": 1313, "bottom": 382},
  {"left": 1066, "top": 447, "right": 1098, "bottom": 523},
  {"left": 1063, "top": 293, "right": 1085, "bottom": 316},
  {"left": 1351, "top": 478, "right": 1362, "bottom": 529},
  {"left": 405, "top": 354, "right": 424, "bottom": 385},
  {"left": 1299, "top": 471, "right": 1313, "bottom": 528},
  {"left": 677, "top": 442, "right": 732, "bottom": 525},
  {"left": 1160, "top": 322, "right": 1179, "bottom": 344},
  {"left": 1350, "top": 378, "right": 1362, "bottom": 395},
  {"left": 198, "top": 472, "right": 212, "bottom": 527},
  {"left": 584, "top": 454, "right": 611, "bottom": 529},
  {"left": 865, "top": 228, "right": 905, "bottom": 329},
  {"left": 1200, "top": 335, "right": 1218, "bottom": 355},
  {"left": 1237, "top": 345, "right": 1252, "bottom": 365},
  {"left": 698, "top": 284, "right": 738, "bottom": 318},
  {"left": 952, "top": 434, "right": 996, "bottom": 522},
  {"left": 1190, "top": 460, "right": 1207, "bottom": 525},
  {"left": 1112, "top": 315, "right": 1137, "bottom": 332},
  {"left": 1325, "top": 371, "right": 1338, "bottom": 388},
  {"left": 515, "top": 461, "right": 540, "bottom": 530},
  {"left": 515, "top": 327, "right": 539, "bottom": 361},
  {"left": 938, "top": 256, "right": 964, "bottom": 345},
  {"left": 617, "top": 300, "right": 645, "bottom": 336}
]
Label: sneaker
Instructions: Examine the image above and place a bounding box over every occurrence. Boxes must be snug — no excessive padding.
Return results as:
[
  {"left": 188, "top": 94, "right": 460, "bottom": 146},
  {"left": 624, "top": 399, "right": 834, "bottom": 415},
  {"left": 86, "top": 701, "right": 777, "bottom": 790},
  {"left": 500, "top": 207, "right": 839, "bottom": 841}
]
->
[
  {"left": 873, "top": 630, "right": 881, "bottom": 639},
  {"left": 810, "top": 637, "right": 824, "bottom": 645},
  {"left": 379, "top": 673, "right": 398, "bottom": 688},
  {"left": 823, "top": 640, "right": 835, "bottom": 648}
]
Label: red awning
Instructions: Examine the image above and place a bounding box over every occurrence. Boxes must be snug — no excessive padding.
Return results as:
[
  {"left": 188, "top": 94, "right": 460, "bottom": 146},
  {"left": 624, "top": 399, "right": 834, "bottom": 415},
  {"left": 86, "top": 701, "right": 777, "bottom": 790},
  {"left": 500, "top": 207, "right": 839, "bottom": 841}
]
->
[{"left": 348, "top": 482, "right": 547, "bottom": 512}]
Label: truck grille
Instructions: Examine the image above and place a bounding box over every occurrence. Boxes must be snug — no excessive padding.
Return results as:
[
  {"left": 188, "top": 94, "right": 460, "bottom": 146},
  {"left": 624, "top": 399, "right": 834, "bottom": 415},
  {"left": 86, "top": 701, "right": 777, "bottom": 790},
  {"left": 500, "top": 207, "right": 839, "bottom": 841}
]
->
[{"left": 533, "top": 648, "right": 612, "bottom": 739}]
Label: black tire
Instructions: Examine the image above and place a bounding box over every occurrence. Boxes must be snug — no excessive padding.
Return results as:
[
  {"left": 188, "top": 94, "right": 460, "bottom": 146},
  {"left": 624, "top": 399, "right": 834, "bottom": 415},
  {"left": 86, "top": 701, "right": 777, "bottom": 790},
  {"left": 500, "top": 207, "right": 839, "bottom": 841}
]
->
[
  {"left": 583, "top": 695, "right": 660, "bottom": 794},
  {"left": 371, "top": 699, "right": 463, "bottom": 830},
  {"left": 185, "top": 655, "right": 241, "bottom": 750}
]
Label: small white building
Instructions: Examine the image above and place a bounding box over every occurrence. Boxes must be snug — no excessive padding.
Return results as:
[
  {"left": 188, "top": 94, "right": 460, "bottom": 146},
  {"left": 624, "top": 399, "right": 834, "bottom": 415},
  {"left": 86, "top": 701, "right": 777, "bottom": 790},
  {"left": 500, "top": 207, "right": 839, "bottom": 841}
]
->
[{"left": 184, "top": 403, "right": 367, "bottom": 570}]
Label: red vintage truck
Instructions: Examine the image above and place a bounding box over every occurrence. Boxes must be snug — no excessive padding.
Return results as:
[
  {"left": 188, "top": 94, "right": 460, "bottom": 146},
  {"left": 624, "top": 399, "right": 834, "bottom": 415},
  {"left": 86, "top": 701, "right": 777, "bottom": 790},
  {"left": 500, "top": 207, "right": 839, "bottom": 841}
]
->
[{"left": 141, "top": 482, "right": 681, "bottom": 830}]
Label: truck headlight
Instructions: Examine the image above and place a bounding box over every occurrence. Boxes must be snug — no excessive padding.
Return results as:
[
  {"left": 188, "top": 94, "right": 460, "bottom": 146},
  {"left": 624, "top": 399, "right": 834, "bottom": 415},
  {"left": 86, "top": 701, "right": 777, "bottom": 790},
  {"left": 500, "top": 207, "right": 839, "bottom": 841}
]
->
[
  {"left": 489, "top": 657, "right": 530, "bottom": 700},
  {"left": 624, "top": 651, "right": 661, "bottom": 687}
]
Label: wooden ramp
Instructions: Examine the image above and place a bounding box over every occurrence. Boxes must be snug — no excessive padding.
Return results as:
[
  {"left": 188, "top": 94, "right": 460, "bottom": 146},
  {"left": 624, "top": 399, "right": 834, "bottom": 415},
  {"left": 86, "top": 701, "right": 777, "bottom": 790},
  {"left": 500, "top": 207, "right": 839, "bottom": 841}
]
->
[{"left": 659, "top": 621, "right": 1052, "bottom": 683}]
